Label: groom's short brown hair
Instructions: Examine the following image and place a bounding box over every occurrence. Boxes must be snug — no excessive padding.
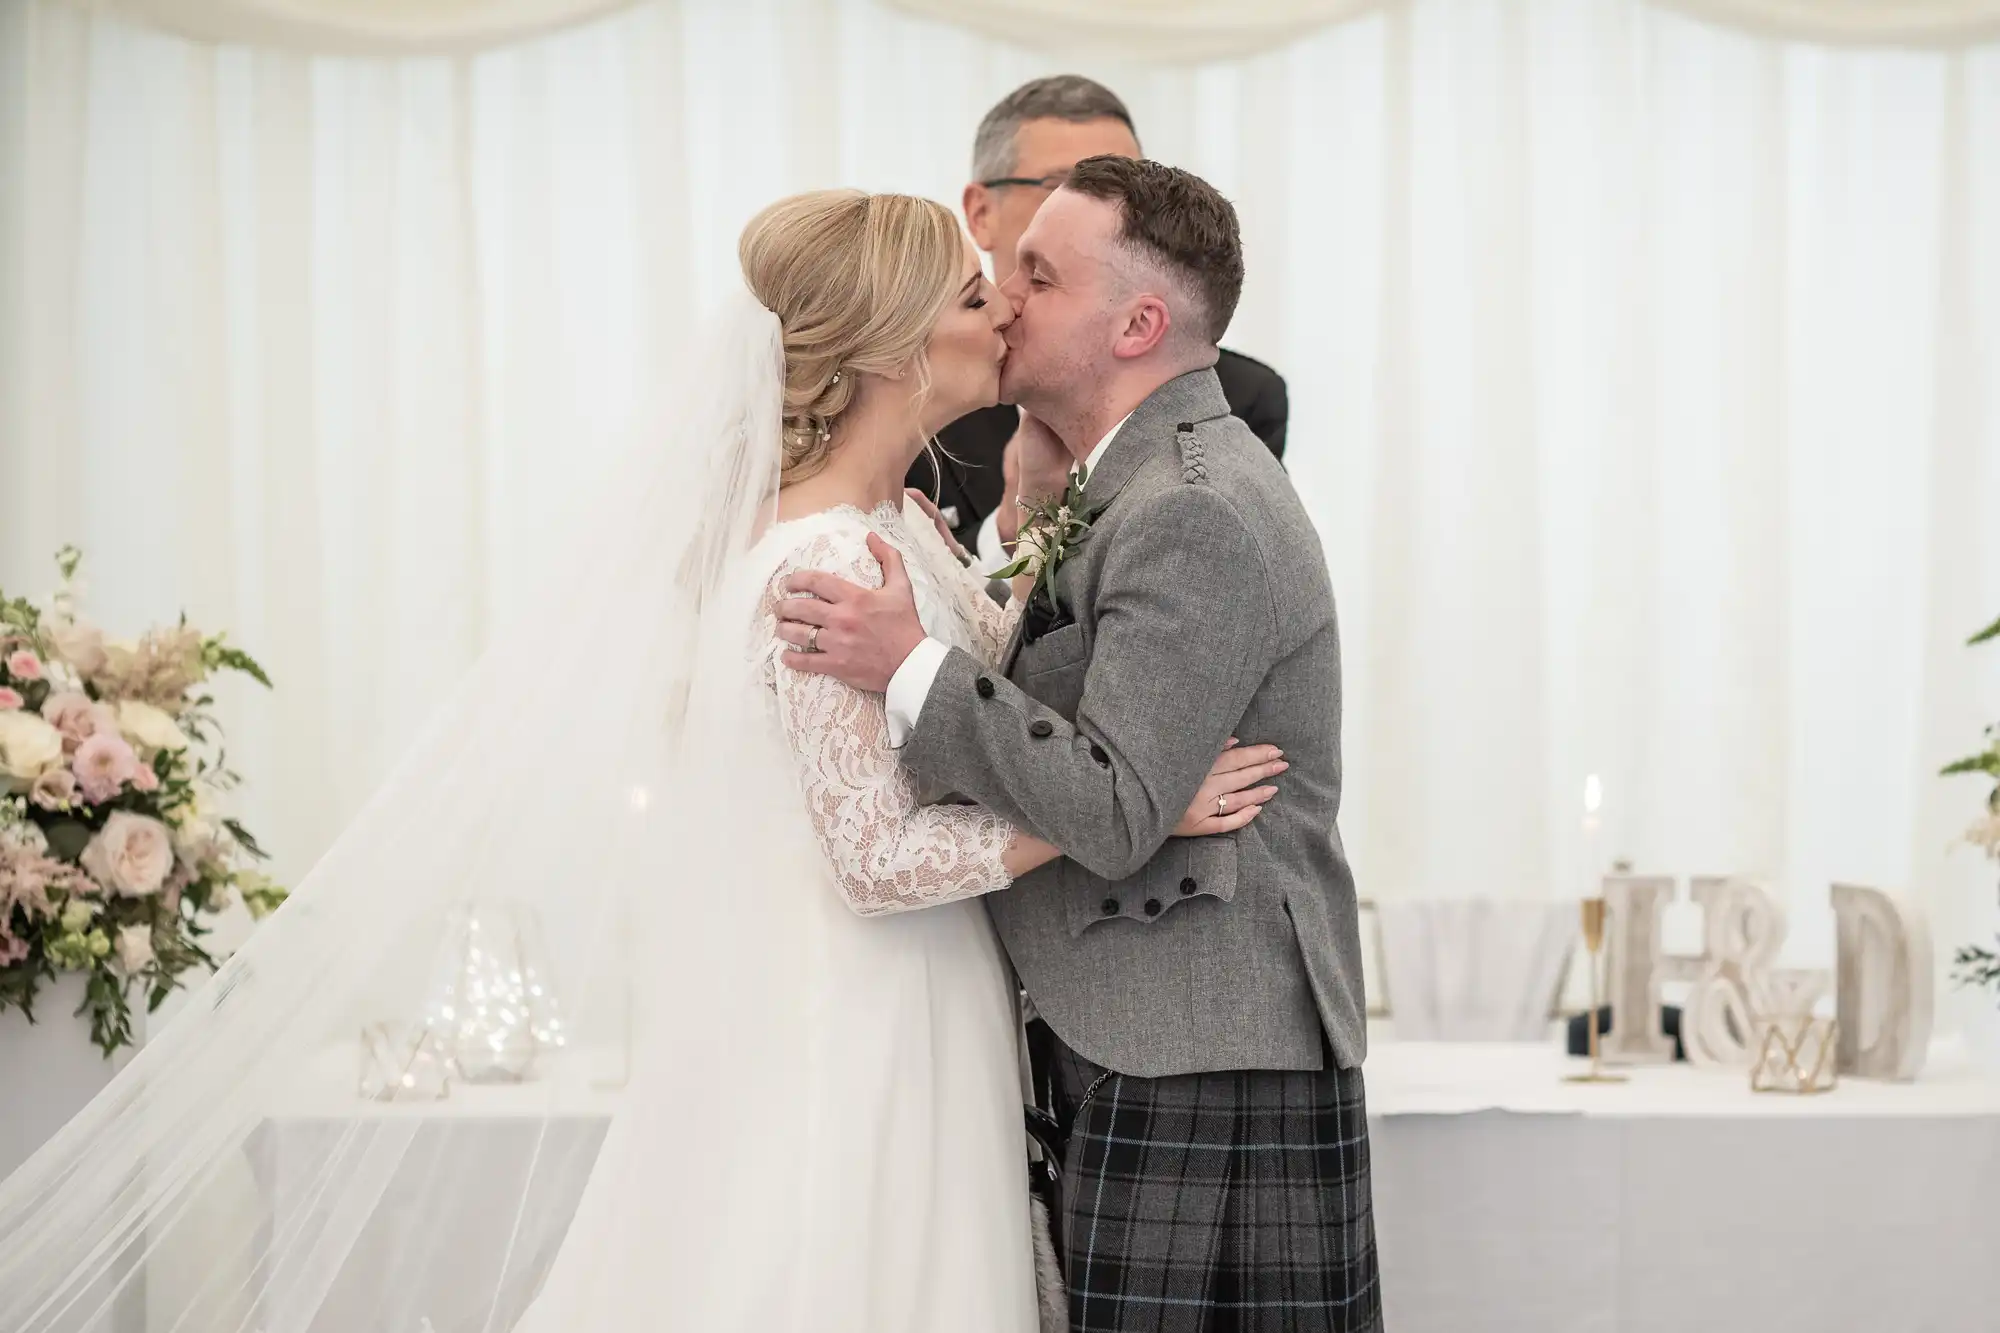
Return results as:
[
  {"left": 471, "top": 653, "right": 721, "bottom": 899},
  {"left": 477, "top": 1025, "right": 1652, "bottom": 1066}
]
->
[{"left": 1064, "top": 156, "right": 1244, "bottom": 345}]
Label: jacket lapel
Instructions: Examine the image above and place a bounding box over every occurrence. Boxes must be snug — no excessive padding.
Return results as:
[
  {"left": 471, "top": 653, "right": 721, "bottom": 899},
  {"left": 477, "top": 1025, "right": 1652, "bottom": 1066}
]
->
[
  {"left": 1071, "top": 367, "right": 1232, "bottom": 517},
  {"left": 998, "top": 368, "right": 1232, "bottom": 679}
]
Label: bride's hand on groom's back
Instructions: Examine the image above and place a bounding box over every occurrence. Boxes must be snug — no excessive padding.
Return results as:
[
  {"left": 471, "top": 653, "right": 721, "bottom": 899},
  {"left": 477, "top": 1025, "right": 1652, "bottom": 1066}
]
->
[{"left": 1173, "top": 739, "right": 1288, "bottom": 838}]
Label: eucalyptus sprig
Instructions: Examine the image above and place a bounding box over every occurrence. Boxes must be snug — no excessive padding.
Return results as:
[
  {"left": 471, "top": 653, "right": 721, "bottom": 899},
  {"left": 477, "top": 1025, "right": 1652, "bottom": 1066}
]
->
[{"left": 995, "top": 465, "right": 1105, "bottom": 610}]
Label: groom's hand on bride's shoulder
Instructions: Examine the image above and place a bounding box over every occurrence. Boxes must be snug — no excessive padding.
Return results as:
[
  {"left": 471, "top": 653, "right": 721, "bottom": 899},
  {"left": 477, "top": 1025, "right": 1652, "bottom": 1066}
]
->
[{"left": 777, "top": 533, "right": 927, "bottom": 693}]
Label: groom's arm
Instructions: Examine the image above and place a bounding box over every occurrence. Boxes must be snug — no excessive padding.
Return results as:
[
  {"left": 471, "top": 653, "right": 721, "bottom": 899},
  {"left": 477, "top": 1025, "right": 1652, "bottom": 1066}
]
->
[{"left": 897, "top": 484, "right": 1279, "bottom": 882}]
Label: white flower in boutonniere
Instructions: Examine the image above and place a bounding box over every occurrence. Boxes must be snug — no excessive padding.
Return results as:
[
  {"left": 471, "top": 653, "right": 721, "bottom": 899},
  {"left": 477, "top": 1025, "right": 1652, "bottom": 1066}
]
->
[{"left": 995, "top": 466, "right": 1105, "bottom": 637}]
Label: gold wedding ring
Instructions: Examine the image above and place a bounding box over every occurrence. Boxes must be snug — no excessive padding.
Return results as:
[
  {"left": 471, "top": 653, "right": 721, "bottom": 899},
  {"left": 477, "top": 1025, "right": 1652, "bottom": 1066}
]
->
[{"left": 1217, "top": 794, "right": 1228, "bottom": 816}]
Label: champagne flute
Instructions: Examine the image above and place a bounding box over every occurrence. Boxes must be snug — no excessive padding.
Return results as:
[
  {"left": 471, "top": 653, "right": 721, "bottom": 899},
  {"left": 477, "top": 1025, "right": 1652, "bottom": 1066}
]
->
[{"left": 1564, "top": 896, "right": 1628, "bottom": 1085}]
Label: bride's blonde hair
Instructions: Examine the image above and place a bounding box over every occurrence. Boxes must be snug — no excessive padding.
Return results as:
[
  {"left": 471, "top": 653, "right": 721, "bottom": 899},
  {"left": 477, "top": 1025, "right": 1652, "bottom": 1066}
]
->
[{"left": 738, "top": 190, "right": 963, "bottom": 483}]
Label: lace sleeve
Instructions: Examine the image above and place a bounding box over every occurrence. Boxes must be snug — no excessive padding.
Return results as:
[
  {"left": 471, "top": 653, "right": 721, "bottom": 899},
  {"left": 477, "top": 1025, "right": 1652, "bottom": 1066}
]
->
[
  {"left": 962, "top": 581, "right": 1023, "bottom": 665},
  {"left": 760, "top": 531, "right": 1017, "bottom": 916},
  {"left": 899, "top": 497, "right": 1022, "bottom": 666}
]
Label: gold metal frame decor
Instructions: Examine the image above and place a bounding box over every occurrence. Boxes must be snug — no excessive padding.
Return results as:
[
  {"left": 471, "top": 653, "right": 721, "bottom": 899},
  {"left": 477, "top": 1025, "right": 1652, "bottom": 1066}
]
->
[
  {"left": 1750, "top": 1016, "right": 1839, "bottom": 1095},
  {"left": 358, "top": 1021, "right": 454, "bottom": 1102}
]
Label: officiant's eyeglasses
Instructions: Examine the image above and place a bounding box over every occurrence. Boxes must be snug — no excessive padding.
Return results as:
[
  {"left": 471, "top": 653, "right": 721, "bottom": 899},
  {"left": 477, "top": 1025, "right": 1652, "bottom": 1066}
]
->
[{"left": 980, "top": 171, "right": 1069, "bottom": 192}]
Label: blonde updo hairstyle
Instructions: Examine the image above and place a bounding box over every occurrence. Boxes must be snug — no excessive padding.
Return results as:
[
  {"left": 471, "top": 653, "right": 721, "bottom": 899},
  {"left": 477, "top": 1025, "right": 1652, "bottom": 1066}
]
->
[{"left": 738, "top": 190, "right": 965, "bottom": 483}]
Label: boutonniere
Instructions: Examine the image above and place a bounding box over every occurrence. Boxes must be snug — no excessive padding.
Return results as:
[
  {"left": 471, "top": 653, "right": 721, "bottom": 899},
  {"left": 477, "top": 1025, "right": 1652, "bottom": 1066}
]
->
[{"left": 995, "top": 466, "right": 1104, "bottom": 640}]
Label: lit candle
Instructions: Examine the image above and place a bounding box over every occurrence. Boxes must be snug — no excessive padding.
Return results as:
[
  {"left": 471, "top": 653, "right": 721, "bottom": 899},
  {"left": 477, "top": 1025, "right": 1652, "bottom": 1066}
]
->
[{"left": 1582, "top": 774, "right": 1603, "bottom": 898}]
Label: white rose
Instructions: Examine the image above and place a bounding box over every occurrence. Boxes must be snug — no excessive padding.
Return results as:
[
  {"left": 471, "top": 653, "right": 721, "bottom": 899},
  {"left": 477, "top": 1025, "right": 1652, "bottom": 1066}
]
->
[
  {"left": 49, "top": 618, "right": 108, "bottom": 677},
  {"left": 116, "top": 700, "right": 188, "bottom": 754},
  {"left": 115, "top": 924, "right": 155, "bottom": 975},
  {"left": 0, "top": 711, "right": 64, "bottom": 785},
  {"left": 79, "top": 812, "right": 175, "bottom": 897},
  {"left": 173, "top": 814, "right": 224, "bottom": 873}
]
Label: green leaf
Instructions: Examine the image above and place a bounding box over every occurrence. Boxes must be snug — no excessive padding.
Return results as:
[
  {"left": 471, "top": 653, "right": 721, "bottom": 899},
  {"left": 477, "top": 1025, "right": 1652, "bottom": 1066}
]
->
[
  {"left": 222, "top": 818, "right": 268, "bottom": 861},
  {"left": 44, "top": 819, "right": 93, "bottom": 862},
  {"left": 206, "top": 640, "right": 273, "bottom": 689},
  {"left": 1953, "top": 938, "right": 2000, "bottom": 993},
  {"left": 1941, "top": 753, "right": 2000, "bottom": 778},
  {"left": 80, "top": 967, "right": 134, "bottom": 1057},
  {"left": 1969, "top": 613, "right": 2000, "bottom": 647}
]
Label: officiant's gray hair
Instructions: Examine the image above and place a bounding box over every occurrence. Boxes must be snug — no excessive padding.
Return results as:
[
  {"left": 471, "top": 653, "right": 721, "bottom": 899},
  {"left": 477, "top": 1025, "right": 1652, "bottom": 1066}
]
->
[{"left": 972, "top": 76, "right": 1139, "bottom": 182}]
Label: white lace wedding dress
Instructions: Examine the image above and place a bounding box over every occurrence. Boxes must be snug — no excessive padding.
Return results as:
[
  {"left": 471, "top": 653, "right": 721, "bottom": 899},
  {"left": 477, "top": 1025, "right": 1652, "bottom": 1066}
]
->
[
  {"left": 513, "top": 496, "right": 1036, "bottom": 1332},
  {"left": 0, "top": 296, "right": 1040, "bottom": 1333}
]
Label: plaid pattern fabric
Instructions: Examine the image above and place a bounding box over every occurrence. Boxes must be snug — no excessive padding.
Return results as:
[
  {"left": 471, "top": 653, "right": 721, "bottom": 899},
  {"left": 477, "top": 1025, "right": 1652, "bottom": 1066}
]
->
[{"left": 1051, "top": 1039, "right": 1382, "bottom": 1332}]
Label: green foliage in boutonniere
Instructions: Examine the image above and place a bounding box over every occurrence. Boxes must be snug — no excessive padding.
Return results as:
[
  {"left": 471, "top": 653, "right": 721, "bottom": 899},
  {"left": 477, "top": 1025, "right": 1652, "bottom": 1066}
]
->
[{"left": 995, "top": 466, "right": 1106, "bottom": 626}]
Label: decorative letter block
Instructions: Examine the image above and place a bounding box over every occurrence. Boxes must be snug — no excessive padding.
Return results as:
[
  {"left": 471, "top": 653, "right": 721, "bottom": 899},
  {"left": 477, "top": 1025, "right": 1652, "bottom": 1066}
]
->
[
  {"left": 1830, "top": 883, "right": 1933, "bottom": 1081},
  {"left": 1682, "top": 877, "right": 1788, "bottom": 1069},
  {"left": 1600, "top": 875, "right": 1677, "bottom": 1063}
]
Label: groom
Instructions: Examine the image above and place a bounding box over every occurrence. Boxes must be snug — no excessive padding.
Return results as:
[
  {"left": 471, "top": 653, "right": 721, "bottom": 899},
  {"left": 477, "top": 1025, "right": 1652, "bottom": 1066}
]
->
[{"left": 777, "top": 156, "right": 1380, "bottom": 1331}]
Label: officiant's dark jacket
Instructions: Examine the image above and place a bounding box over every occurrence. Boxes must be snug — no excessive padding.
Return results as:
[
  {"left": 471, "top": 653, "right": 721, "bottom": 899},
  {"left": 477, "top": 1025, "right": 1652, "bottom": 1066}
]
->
[{"left": 908, "top": 347, "right": 1288, "bottom": 548}]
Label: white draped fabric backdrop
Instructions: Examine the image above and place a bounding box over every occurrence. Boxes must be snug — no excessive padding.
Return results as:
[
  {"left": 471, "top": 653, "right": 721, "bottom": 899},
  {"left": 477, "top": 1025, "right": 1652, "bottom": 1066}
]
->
[{"left": 1, "top": 0, "right": 1997, "bottom": 1027}]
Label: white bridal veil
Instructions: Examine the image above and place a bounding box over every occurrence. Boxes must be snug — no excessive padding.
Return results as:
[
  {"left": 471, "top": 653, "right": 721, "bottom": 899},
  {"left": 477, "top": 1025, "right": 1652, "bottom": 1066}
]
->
[{"left": 0, "top": 289, "right": 802, "bottom": 1333}]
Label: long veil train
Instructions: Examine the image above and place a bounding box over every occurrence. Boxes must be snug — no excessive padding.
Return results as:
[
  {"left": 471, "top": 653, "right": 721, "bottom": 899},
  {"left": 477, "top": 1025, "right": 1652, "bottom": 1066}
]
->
[{"left": 0, "top": 289, "right": 806, "bottom": 1333}]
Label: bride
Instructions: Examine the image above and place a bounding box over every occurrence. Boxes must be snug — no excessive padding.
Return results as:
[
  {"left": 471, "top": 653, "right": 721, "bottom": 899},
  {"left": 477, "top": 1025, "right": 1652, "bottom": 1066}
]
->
[{"left": 0, "top": 189, "right": 1284, "bottom": 1333}]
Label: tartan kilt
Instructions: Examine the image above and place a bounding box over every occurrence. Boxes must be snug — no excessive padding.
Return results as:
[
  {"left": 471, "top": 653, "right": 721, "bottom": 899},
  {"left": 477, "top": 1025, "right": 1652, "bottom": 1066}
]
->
[{"left": 1049, "top": 1038, "right": 1383, "bottom": 1333}]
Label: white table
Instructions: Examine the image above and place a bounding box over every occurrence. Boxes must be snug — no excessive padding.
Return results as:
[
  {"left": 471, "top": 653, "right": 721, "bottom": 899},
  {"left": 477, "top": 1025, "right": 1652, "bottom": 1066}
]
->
[
  {"left": 242, "top": 1046, "right": 623, "bottom": 1333},
  {"left": 218, "top": 1038, "right": 2000, "bottom": 1332},
  {"left": 1367, "top": 1040, "right": 2000, "bottom": 1333}
]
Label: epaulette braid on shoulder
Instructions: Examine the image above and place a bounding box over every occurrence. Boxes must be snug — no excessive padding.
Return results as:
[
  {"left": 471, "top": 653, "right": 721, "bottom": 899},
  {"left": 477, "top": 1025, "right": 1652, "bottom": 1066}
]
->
[{"left": 1175, "top": 421, "right": 1208, "bottom": 484}]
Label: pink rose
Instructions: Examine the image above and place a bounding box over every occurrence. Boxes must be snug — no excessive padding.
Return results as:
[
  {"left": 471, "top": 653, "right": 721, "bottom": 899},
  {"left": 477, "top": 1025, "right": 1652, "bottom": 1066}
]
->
[
  {"left": 0, "top": 688, "right": 20, "bottom": 712},
  {"left": 41, "top": 692, "right": 118, "bottom": 754},
  {"left": 79, "top": 812, "right": 174, "bottom": 897},
  {"left": 29, "top": 767, "right": 77, "bottom": 811},
  {"left": 6, "top": 651, "right": 44, "bottom": 682},
  {"left": 132, "top": 764, "right": 160, "bottom": 793},
  {"left": 73, "top": 732, "right": 141, "bottom": 804}
]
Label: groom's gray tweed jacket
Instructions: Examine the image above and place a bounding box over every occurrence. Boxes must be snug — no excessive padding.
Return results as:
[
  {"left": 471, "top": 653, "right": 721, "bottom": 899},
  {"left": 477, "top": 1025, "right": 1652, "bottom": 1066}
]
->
[{"left": 903, "top": 368, "right": 1367, "bottom": 1078}]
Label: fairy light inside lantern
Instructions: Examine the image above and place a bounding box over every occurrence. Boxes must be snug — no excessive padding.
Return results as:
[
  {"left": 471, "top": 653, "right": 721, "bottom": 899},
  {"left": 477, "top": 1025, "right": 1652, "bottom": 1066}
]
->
[{"left": 421, "top": 903, "right": 566, "bottom": 1082}]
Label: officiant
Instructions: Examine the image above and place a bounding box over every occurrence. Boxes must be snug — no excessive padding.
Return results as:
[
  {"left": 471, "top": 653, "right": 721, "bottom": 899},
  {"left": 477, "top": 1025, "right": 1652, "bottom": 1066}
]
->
[{"left": 910, "top": 75, "right": 1289, "bottom": 563}]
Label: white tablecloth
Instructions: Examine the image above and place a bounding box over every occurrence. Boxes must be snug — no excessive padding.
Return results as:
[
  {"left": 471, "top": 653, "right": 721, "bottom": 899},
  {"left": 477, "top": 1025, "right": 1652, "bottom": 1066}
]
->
[
  {"left": 1367, "top": 1041, "right": 2000, "bottom": 1333},
  {"left": 224, "top": 1039, "right": 2000, "bottom": 1332}
]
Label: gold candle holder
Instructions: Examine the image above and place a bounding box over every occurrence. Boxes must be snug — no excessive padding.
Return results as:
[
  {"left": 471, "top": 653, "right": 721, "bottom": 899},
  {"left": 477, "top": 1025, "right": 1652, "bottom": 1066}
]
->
[{"left": 1564, "top": 896, "right": 1628, "bottom": 1085}]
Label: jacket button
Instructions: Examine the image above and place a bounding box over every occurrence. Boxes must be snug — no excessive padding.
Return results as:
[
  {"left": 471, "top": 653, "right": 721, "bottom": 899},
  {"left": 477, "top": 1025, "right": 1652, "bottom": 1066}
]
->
[
  {"left": 1179, "top": 877, "right": 1198, "bottom": 896},
  {"left": 1089, "top": 743, "right": 1110, "bottom": 767},
  {"left": 1100, "top": 898, "right": 1120, "bottom": 916},
  {"left": 1176, "top": 421, "right": 1195, "bottom": 432},
  {"left": 1029, "top": 719, "right": 1054, "bottom": 739},
  {"left": 1144, "top": 899, "right": 1162, "bottom": 917},
  {"left": 975, "top": 677, "right": 996, "bottom": 699}
]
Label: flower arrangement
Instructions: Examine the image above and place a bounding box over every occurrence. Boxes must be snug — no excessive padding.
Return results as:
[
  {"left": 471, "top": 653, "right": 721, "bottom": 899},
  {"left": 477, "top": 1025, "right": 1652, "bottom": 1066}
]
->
[
  {"left": 0, "top": 548, "right": 285, "bottom": 1055},
  {"left": 1944, "top": 613, "right": 2000, "bottom": 996},
  {"left": 996, "top": 465, "right": 1104, "bottom": 644}
]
